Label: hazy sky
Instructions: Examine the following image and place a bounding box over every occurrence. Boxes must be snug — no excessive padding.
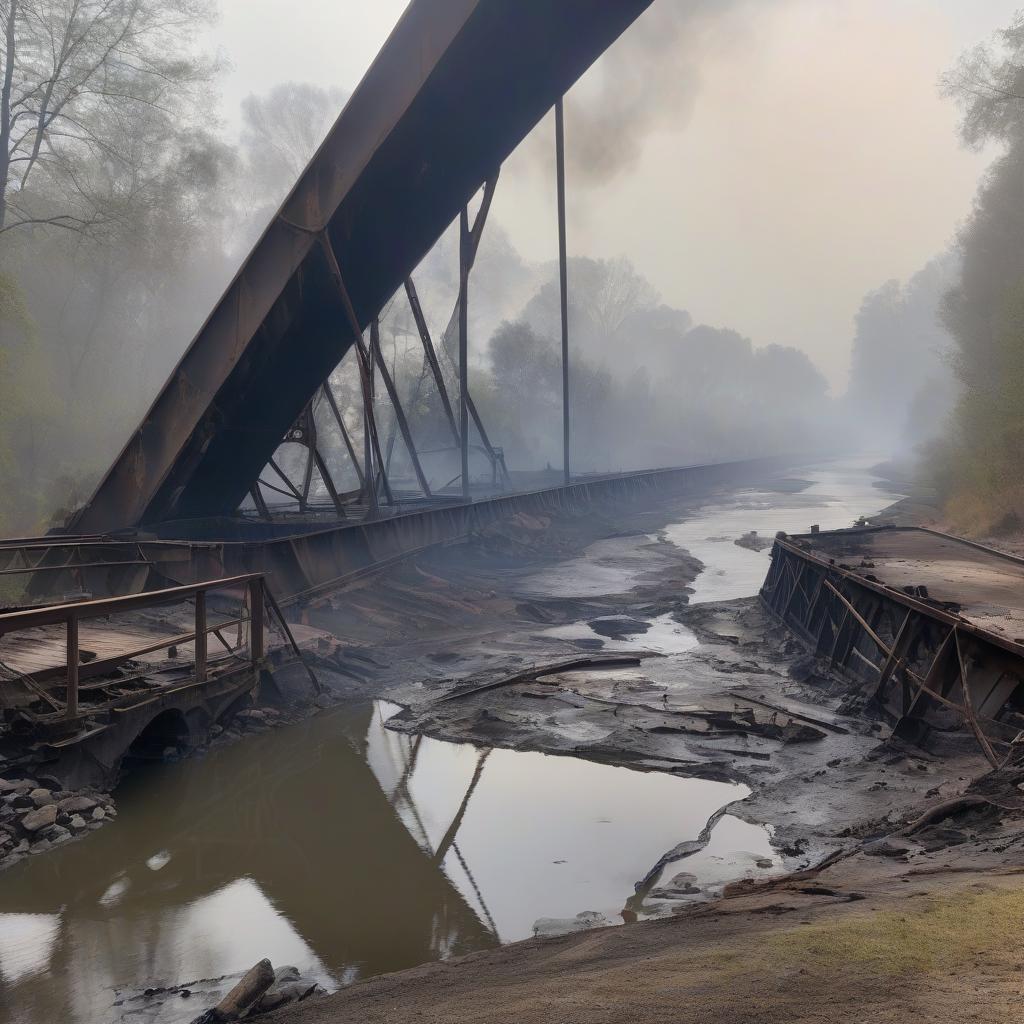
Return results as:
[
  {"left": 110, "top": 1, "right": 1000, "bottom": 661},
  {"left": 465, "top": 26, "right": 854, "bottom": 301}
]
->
[{"left": 212, "top": 0, "right": 1020, "bottom": 390}]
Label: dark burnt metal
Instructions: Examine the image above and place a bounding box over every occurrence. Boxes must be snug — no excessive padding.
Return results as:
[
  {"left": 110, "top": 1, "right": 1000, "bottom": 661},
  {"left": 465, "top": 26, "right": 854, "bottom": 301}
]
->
[
  {"left": 405, "top": 278, "right": 460, "bottom": 448},
  {"left": 762, "top": 531, "right": 1024, "bottom": 764},
  {"left": 459, "top": 205, "right": 471, "bottom": 500},
  {"left": 70, "top": 0, "right": 654, "bottom": 533}
]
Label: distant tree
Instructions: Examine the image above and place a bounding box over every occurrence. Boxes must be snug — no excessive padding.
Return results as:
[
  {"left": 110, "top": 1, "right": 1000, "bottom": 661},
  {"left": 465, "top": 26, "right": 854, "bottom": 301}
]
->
[
  {"left": 846, "top": 255, "right": 958, "bottom": 446},
  {"left": 754, "top": 344, "right": 828, "bottom": 407},
  {"left": 239, "top": 82, "right": 348, "bottom": 212},
  {"left": 0, "top": 0, "right": 218, "bottom": 237},
  {"left": 934, "top": 15, "right": 1024, "bottom": 529},
  {"left": 523, "top": 255, "right": 658, "bottom": 370}
]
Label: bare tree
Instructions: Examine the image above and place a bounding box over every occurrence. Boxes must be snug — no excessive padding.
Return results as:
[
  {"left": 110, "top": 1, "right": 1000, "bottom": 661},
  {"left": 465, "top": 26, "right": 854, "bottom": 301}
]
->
[
  {"left": 942, "top": 14, "right": 1024, "bottom": 149},
  {"left": 0, "top": 0, "right": 218, "bottom": 236}
]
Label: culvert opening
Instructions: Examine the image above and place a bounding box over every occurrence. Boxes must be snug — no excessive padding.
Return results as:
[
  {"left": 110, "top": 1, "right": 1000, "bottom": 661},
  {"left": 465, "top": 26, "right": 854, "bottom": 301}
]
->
[{"left": 120, "top": 710, "right": 189, "bottom": 776}]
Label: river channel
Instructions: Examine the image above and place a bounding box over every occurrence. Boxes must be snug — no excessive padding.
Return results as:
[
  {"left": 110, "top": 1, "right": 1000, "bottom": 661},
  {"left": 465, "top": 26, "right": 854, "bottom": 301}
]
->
[{"left": 0, "top": 457, "right": 900, "bottom": 1024}]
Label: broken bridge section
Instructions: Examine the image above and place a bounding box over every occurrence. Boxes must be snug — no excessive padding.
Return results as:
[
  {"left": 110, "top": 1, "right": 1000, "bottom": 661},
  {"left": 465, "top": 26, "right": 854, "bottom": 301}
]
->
[
  {"left": 69, "top": 0, "right": 654, "bottom": 535},
  {"left": 762, "top": 526, "right": 1024, "bottom": 765}
]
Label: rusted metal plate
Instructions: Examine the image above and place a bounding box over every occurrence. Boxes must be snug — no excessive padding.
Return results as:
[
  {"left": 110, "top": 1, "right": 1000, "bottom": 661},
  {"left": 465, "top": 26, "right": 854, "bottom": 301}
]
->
[
  {"left": 761, "top": 529, "right": 1024, "bottom": 761},
  {"left": 71, "top": 0, "right": 654, "bottom": 533}
]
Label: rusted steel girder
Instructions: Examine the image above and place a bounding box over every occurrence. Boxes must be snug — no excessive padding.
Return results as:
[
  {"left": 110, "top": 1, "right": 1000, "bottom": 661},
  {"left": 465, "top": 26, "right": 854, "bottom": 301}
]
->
[
  {"left": 761, "top": 534, "right": 1024, "bottom": 764},
  {"left": 405, "top": 277, "right": 460, "bottom": 448},
  {"left": 70, "top": 0, "right": 654, "bottom": 533}
]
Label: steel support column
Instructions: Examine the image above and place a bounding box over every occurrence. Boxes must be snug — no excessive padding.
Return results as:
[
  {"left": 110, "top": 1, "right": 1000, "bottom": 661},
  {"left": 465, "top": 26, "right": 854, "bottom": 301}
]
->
[
  {"left": 459, "top": 206, "right": 471, "bottom": 501},
  {"left": 555, "top": 96, "right": 571, "bottom": 485}
]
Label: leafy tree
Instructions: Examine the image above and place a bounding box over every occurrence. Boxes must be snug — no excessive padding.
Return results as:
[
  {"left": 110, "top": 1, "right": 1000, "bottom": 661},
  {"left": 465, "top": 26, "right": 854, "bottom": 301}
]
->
[
  {"left": 933, "top": 16, "right": 1024, "bottom": 529},
  {"left": 523, "top": 255, "right": 658, "bottom": 373},
  {"left": 847, "top": 255, "right": 959, "bottom": 448}
]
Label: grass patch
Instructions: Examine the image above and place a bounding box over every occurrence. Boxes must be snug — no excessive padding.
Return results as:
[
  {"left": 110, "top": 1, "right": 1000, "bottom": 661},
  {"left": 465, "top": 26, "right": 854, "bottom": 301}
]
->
[{"left": 763, "top": 886, "right": 1024, "bottom": 975}]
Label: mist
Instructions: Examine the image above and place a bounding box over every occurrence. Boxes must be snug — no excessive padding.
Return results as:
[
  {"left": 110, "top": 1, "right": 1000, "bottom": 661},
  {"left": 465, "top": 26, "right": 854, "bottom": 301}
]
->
[{"left": 0, "top": 0, "right": 1021, "bottom": 533}]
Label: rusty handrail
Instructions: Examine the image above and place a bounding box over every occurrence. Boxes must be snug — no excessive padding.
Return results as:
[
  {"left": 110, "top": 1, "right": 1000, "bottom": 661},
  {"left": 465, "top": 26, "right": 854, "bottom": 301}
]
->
[
  {"left": 0, "top": 573, "right": 266, "bottom": 720},
  {"left": 0, "top": 573, "right": 262, "bottom": 634}
]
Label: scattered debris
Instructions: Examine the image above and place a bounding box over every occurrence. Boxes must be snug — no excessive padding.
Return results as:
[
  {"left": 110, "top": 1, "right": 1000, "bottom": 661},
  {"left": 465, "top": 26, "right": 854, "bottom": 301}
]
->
[
  {"left": 189, "top": 959, "right": 325, "bottom": 1022},
  {"left": 735, "top": 531, "right": 773, "bottom": 552}
]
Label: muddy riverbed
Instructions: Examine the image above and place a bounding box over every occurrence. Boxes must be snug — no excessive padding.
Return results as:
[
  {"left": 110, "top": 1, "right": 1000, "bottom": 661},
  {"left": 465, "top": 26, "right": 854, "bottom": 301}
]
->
[{"left": 2, "top": 456, "right": 952, "bottom": 1024}]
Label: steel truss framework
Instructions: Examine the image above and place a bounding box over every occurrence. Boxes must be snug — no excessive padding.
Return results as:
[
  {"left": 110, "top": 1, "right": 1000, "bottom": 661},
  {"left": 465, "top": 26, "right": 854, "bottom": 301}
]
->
[
  {"left": 762, "top": 535, "right": 1024, "bottom": 766},
  {"left": 68, "top": 0, "right": 653, "bottom": 535},
  {"left": 251, "top": 178, "right": 512, "bottom": 521}
]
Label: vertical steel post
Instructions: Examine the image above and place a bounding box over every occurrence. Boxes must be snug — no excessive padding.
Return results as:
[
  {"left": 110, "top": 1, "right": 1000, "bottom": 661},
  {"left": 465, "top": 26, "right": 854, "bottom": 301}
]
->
[
  {"left": 459, "top": 206, "right": 471, "bottom": 501},
  {"left": 65, "top": 614, "right": 79, "bottom": 720},
  {"left": 364, "top": 324, "right": 378, "bottom": 515},
  {"left": 555, "top": 97, "right": 571, "bottom": 485},
  {"left": 249, "top": 577, "right": 265, "bottom": 663},
  {"left": 195, "top": 590, "right": 207, "bottom": 683}
]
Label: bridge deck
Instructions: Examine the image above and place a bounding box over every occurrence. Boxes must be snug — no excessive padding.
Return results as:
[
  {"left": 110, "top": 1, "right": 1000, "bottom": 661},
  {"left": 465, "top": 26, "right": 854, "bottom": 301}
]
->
[
  {"left": 792, "top": 526, "right": 1024, "bottom": 643},
  {"left": 0, "top": 618, "right": 238, "bottom": 680}
]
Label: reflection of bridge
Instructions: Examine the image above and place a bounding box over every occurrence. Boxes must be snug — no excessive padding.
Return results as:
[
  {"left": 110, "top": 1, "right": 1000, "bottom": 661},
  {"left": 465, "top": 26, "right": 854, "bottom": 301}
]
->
[{"left": 0, "top": 703, "right": 499, "bottom": 1021}]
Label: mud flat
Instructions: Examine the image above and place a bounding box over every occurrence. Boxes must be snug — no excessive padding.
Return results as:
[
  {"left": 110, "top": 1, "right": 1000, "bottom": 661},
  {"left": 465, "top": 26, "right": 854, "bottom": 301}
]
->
[{"left": 12, "top": 456, "right": 1019, "bottom": 1024}]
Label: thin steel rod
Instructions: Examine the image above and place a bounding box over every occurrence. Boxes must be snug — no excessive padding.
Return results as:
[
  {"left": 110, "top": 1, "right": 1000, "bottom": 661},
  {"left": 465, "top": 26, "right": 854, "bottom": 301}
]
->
[
  {"left": 459, "top": 206, "right": 470, "bottom": 500},
  {"left": 313, "top": 447, "right": 347, "bottom": 517},
  {"left": 954, "top": 628, "right": 999, "bottom": 767},
  {"left": 555, "top": 96, "right": 570, "bottom": 485},
  {"left": 405, "top": 277, "right": 460, "bottom": 446},
  {"left": 370, "top": 320, "right": 433, "bottom": 496},
  {"left": 320, "top": 383, "right": 365, "bottom": 488},
  {"left": 436, "top": 175, "right": 506, "bottom": 485},
  {"left": 268, "top": 458, "right": 303, "bottom": 501},
  {"left": 317, "top": 232, "right": 392, "bottom": 507},
  {"left": 249, "top": 486, "right": 271, "bottom": 520}
]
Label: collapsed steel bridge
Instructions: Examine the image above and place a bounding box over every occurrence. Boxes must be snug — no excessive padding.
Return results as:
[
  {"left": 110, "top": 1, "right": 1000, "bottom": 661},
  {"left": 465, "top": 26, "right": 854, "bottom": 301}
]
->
[{"left": 68, "top": 0, "right": 655, "bottom": 537}]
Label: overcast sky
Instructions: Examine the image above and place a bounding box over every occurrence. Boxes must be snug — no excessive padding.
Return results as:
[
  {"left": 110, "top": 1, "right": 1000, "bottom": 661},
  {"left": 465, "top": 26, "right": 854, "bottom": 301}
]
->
[{"left": 211, "top": 0, "right": 1021, "bottom": 390}]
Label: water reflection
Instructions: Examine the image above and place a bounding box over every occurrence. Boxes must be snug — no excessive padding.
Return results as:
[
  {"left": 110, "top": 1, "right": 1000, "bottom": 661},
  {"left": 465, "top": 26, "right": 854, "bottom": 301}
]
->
[
  {"left": 0, "top": 705, "right": 493, "bottom": 1023},
  {"left": 0, "top": 703, "right": 751, "bottom": 1024},
  {"left": 538, "top": 612, "right": 700, "bottom": 656},
  {"left": 369, "top": 703, "right": 745, "bottom": 942}
]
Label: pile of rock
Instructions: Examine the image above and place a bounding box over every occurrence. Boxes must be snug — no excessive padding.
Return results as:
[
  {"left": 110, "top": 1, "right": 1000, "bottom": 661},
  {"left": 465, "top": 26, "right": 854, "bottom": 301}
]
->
[
  {"left": 0, "top": 779, "right": 115, "bottom": 864},
  {"left": 209, "top": 706, "right": 286, "bottom": 746}
]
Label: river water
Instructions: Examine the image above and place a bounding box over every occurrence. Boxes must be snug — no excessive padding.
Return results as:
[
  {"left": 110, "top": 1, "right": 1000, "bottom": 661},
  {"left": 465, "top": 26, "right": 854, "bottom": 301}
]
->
[{"left": 0, "top": 457, "right": 900, "bottom": 1024}]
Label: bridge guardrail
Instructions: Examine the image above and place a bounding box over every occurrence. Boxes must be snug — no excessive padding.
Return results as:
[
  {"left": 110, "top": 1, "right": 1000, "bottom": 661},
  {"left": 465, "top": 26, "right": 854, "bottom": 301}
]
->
[{"left": 0, "top": 574, "right": 266, "bottom": 721}]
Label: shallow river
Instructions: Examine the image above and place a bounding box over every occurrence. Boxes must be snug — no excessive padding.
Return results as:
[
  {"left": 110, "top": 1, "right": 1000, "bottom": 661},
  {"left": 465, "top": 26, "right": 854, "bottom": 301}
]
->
[{"left": 0, "top": 457, "right": 900, "bottom": 1024}]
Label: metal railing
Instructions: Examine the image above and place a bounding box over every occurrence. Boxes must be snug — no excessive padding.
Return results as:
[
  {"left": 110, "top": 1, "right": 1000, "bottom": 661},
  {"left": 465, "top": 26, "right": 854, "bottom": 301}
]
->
[{"left": 0, "top": 574, "right": 266, "bottom": 720}]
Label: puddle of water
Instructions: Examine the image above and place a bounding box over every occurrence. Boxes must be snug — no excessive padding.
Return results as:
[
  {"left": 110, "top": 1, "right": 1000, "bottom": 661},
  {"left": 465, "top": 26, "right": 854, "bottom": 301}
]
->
[
  {"left": 0, "top": 701, "right": 761, "bottom": 1024},
  {"left": 371, "top": 703, "right": 749, "bottom": 940},
  {"left": 540, "top": 612, "right": 699, "bottom": 657},
  {"left": 664, "top": 457, "right": 902, "bottom": 603},
  {"left": 647, "top": 815, "right": 780, "bottom": 899}
]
